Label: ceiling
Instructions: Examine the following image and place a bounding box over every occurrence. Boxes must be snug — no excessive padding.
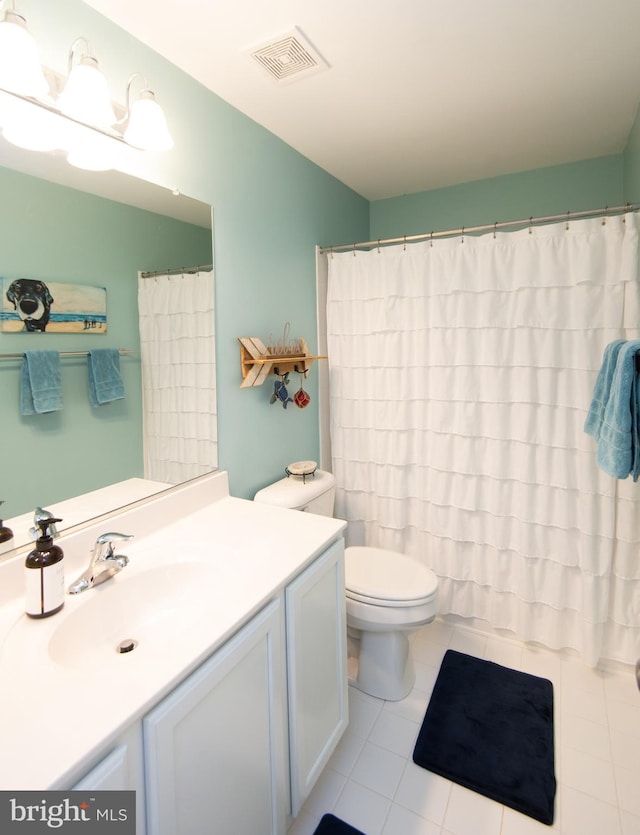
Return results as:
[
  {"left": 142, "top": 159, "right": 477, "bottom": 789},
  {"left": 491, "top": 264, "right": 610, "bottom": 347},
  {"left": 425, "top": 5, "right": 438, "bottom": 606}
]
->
[{"left": 83, "top": 0, "right": 640, "bottom": 201}]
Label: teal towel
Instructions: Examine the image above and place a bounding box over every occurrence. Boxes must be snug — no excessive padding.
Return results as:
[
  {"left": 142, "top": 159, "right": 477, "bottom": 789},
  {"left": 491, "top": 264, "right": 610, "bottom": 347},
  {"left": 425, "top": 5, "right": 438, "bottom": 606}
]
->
[
  {"left": 584, "top": 339, "right": 626, "bottom": 439},
  {"left": 88, "top": 348, "right": 125, "bottom": 406},
  {"left": 20, "top": 350, "right": 62, "bottom": 415},
  {"left": 586, "top": 340, "right": 640, "bottom": 480}
]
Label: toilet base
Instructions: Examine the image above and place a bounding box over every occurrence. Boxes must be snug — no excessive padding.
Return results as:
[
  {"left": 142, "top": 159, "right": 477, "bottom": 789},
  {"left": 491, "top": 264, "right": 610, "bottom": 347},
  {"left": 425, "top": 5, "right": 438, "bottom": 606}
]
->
[{"left": 351, "top": 629, "right": 415, "bottom": 701}]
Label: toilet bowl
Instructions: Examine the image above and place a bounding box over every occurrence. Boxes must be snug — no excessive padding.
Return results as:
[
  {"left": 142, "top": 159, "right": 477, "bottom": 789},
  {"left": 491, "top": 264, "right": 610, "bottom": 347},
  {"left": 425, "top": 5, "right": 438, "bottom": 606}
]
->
[
  {"left": 345, "top": 546, "right": 438, "bottom": 700},
  {"left": 254, "top": 465, "right": 439, "bottom": 701}
]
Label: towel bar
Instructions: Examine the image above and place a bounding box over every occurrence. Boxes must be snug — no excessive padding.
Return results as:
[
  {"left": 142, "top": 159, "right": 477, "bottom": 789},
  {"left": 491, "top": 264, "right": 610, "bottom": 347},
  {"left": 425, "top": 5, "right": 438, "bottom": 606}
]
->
[{"left": 0, "top": 349, "right": 136, "bottom": 360}]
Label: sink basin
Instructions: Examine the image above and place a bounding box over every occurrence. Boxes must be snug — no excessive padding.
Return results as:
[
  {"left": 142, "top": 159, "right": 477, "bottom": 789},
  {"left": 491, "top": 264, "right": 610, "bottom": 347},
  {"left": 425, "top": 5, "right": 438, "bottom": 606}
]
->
[{"left": 2, "top": 561, "right": 220, "bottom": 674}]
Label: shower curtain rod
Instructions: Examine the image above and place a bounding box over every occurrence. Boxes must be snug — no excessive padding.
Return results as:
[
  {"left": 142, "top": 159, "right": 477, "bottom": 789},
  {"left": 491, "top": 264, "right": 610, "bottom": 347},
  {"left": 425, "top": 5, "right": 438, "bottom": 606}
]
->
[
  {"left": 140, "top": 263, "right": 213, "bottom": 279},
  {"left": 319, "top": 202, "right": 640, "bottom": 254}
]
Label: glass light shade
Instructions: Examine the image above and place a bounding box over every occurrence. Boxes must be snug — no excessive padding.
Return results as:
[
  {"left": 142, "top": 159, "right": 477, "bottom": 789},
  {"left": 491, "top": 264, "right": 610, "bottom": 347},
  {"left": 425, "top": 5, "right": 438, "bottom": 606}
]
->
[
  {"left": 0, "top": 96, "right": 63, "bottom": 151},
  {"left": 124, "top": 90, "right": 173, "bottom": 151},
  {"left": 58, "top": 56, "right": 116, "bottom": 129},
  {"left": 66, "top": 127, "right": 120, "bottom": 171},
  {"left": 0, "top": 11, "right": 48, "bottom": 97}
]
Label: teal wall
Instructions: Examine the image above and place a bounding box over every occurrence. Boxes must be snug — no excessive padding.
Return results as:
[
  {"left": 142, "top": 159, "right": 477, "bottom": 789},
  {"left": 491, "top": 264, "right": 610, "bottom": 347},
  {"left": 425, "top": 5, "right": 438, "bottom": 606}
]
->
[
  {"left": 370, "top": 155, "right": 625, "bottom": 240},
  {"left": 0, "top": 166, "right": 212, "bottom": 518},
  {"left": 2, "top": 0, "right": 369, "bottom": 507}
]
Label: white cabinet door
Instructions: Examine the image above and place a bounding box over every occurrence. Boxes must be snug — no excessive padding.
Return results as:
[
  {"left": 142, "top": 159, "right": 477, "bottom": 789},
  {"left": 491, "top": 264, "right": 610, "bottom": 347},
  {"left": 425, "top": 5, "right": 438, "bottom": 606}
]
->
[
  {"left": 71, "top": 724, "right": 146, "bottom": 835},
  {"left": 143, "top": 598, "right": 287, "bottom": 835},
  {"left": 286, "top": 539, "right": 348, "bottom": 815}
]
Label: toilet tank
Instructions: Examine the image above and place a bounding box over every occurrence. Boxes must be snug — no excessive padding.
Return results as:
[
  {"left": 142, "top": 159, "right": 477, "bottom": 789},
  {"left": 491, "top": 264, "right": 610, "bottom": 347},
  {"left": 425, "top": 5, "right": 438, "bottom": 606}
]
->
[{"left": 254, "top": 469, "right": 336, "bottom": 516}]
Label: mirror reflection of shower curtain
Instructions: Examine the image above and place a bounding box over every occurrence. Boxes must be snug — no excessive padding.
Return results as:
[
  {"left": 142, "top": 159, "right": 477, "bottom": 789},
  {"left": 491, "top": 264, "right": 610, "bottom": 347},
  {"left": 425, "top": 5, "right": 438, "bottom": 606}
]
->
[
  {"left": 137, "top": 270, "right": 217, "bottom": 483},
  {"left": 325, "top": 213, "right": 640, "bottom": 667}
]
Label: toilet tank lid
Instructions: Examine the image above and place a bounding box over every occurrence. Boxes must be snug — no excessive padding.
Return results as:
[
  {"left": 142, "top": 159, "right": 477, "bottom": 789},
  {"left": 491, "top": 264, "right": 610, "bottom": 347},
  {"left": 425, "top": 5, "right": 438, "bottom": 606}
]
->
[{"left": 254, "top": 469, "right": 336, "bottom": 509}]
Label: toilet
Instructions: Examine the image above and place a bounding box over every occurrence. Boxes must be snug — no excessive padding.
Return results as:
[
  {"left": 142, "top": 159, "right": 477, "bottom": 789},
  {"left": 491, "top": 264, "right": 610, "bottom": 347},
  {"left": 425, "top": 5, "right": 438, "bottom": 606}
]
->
[{"left": 254, "top": 465, "right": 438, "bottom": 701}]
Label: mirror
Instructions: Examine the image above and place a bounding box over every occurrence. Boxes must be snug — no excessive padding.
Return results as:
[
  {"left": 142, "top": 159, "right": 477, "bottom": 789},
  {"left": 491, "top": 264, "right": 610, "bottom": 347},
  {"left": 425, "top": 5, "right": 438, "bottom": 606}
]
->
[{"left": 0, "top": 139, "right": 215, "bottom": 558}]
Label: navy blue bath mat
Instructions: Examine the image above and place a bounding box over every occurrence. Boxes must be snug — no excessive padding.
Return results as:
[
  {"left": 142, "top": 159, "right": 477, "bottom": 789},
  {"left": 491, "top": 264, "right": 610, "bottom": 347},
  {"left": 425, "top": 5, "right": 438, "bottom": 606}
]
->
[
  {"left": 313, "top": 814, "right": 365, "bottom": 834},
  {"left": 413, "top": 650, "right": 556, "bottom": 825}
]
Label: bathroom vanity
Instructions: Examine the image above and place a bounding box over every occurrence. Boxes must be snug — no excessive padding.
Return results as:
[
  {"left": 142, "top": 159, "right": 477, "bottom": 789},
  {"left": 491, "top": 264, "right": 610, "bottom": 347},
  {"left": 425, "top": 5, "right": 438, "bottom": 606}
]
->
[{"left": 0, "top": 471, "right": 348, "bottom": 834}]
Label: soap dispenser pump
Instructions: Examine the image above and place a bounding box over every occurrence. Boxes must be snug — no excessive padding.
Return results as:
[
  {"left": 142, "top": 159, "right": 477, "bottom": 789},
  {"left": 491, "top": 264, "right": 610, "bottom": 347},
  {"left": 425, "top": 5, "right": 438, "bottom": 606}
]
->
[
  {"left": 25, "top": 517, "right": 65, "bottom": 618},
  {"left": 0, "top": 501, "right": 14, "bottom": 556}
]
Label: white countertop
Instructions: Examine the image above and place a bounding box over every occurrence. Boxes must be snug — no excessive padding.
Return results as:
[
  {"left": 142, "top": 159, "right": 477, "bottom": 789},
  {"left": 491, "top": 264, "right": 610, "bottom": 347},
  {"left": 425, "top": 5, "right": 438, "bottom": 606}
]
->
[{"left": 0, "top": 471, "right": 346, "bottom": 790}]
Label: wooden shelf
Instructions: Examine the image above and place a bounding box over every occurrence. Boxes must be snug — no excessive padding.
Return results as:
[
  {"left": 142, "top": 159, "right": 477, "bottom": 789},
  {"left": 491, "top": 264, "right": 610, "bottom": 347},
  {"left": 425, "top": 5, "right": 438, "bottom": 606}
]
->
[{"left": 238, "top": 337, "right": 327, "bottom": 388}]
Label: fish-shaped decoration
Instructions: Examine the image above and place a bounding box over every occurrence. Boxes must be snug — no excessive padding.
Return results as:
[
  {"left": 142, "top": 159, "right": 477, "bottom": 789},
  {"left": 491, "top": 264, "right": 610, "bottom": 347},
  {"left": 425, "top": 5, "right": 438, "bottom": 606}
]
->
[{"left": 271, "top": 373, "right": 293, "bottom": 408}]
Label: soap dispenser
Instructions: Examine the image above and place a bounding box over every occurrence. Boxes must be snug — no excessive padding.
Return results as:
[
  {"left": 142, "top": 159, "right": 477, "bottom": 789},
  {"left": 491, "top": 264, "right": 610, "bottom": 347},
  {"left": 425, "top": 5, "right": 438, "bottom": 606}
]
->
[
  {"left": 25, "top": 517, "right": 65, "bottom": 618},
  {"left": 0, "top": 501, "right": 14, "bottom": 556}
]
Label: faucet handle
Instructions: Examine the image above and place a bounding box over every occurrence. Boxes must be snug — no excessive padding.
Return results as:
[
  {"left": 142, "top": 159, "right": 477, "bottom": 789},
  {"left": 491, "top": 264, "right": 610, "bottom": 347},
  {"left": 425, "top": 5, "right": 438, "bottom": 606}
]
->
[
  {"left": 96, "top": 532, "right": 134, "bottom": 545},
  {"left": 93, "top": 532, "right": 134, "bottom": 562}
]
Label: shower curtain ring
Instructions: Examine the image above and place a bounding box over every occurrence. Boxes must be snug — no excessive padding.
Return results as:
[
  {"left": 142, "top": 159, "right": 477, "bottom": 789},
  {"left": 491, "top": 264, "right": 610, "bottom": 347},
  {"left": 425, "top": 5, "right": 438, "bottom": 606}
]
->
[
  {"left": 353, "top": 242, "right": 356, "bottom": 257},
  {"left": 430, "top": 231, "right": 434, "bottom": 247},
  {"left": 403, "top": 235, "right": 407, "bottom": 252},
  {"left": 493, "top": 222, "right": 497, "bottom": 239},
  {"left": 602, "top": 205, "right": 608, "bottom": 226},
  {"left": 461, "top": 227, "right": 465, "bottom": 244},
  {"left": 566, "top": 211, "right": 570, "bottom": 231},
  {"left": 529, "top": 217, "right": 533, "bottom": 234}
]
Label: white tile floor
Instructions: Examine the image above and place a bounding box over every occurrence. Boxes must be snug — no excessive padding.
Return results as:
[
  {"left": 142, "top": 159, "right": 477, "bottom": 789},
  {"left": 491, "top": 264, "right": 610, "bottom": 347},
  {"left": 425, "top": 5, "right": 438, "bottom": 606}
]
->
[{"left": 288, "top": 617, "right": 640, "bottom": 835}]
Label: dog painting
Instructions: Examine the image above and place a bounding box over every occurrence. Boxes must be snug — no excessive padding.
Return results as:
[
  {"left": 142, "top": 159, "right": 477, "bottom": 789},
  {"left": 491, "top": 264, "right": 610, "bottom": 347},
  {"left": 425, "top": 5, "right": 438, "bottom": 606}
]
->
[
  {"left": 5, "top": 279, "right": 54, "bottom": 332},
  {"left": 0, "top": 278, "right": 107, "bottom": 333}
]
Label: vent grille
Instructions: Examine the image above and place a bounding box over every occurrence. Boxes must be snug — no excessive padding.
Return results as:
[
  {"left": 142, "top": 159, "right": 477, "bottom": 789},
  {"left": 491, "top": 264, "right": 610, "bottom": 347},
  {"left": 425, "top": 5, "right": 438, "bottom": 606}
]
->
[{"left": 250, "top": 28, "right": 328, "bottom": 83}]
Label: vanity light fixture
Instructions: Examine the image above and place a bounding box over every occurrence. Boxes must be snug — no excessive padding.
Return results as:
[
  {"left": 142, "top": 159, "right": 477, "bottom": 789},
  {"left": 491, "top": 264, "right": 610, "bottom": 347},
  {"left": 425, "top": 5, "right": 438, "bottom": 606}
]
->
[{"left": 0, "top": 1, "right": 173, "bottom": 170}]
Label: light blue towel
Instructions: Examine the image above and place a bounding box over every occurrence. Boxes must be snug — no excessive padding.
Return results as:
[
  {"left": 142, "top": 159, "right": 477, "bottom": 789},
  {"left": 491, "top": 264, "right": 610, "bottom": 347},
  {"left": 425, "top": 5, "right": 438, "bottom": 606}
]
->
[
  {"left": 586, "top": 340, "right": 640, "bottom": 480},
  {"left": 88, "top": 349, "right": 125, "bottom": 406},
  {"left": 20, "top": 350, "right": 63, "bottom": 415},
  {"left": 584, "top": 339, "right": 626, "bottom": 440}
]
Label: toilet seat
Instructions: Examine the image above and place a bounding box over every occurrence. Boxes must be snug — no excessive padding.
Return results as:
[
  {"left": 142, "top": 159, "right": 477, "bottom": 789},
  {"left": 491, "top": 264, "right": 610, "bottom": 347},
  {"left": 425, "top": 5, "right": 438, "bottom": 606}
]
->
[{"left": 345, "top": 546, "right": 438, "bottom": 608}]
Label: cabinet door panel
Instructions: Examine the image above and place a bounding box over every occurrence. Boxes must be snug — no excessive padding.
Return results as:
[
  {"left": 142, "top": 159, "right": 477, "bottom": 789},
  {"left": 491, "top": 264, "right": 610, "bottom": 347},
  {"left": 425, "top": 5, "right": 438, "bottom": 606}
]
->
[
  {"left": 144, "top": 599, "right": 286, "bottom": 835},
  {"left": 71, "top": 725, "right": 146, "bottom": 835},
  {"left": 286, "top": 539, "right": 348, "bottom": 815},
  {"left": 72, "top": 745, "right": 128, "bottom": 791}
]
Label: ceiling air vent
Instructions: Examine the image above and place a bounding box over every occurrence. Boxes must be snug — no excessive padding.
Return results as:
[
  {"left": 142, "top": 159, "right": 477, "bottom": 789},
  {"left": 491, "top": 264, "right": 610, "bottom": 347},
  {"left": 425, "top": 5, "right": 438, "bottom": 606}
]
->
[{"left": 250, "top": 27, "right": 329, "bottom": 84}]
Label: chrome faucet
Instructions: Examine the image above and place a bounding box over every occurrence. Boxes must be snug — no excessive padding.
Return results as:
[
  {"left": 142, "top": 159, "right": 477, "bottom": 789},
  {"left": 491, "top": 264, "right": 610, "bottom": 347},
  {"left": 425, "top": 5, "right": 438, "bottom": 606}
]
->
[
  {"left": 30, "top": 507, "right": 59, "bottom": 540},
  {"left": 67, "top": 532, "right": 133, "bottom": 595}
]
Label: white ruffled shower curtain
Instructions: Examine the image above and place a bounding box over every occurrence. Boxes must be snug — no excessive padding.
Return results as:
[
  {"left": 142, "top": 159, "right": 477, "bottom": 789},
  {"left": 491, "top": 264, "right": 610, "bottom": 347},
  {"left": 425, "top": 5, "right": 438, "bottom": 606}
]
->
[
  {"left": 326, "top": 214, "right": 640, "bottom": 666},
  {"left": 137, "top": 270, "right": 217, "bottom": 484}
]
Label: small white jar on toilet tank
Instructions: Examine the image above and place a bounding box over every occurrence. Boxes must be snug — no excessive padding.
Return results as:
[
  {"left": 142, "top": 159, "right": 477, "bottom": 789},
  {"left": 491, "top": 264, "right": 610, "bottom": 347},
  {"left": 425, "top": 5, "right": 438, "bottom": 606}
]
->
[{"left": 254, "top": 465, "right": 439, "bottom": 701}]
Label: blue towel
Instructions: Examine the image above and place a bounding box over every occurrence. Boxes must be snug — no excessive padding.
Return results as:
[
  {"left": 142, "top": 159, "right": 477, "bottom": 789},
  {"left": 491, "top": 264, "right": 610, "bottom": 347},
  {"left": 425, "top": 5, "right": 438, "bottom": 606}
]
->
[
  {"left": 585, "top": 340, "right": 640, "bottom": 480},
  {"left": 584, "top": 339, "right": 626, "bottom": 439},
  {"left": 20, "top": 350, "right": 62, "bottom": 415},
  {"left": 88, "top": 348, "right": 125, "bottom": 406}
]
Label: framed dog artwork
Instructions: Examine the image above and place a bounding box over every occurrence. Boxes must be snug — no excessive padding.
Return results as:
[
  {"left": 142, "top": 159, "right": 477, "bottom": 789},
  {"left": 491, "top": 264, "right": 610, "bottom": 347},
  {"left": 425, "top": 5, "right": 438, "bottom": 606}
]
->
[{"left": 0, "top": 278, "right": 107, "bottom": 334}]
